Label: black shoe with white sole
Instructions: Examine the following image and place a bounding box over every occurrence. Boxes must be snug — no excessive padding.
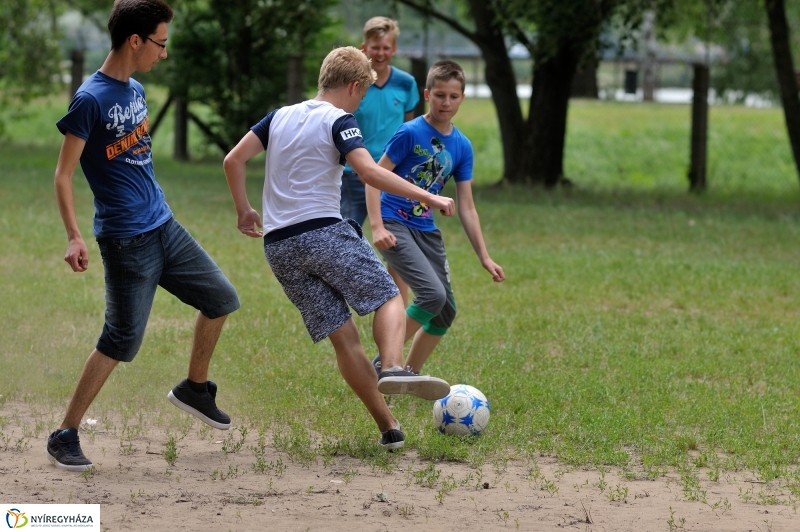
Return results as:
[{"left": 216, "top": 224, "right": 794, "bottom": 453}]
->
[
  {"left": 168, "top": 379, "right": 231, "bottom": 430},
  {"left": 379, "top": 425, "right": 405, "bottom": 451},
  {"left": 47, "top": 428, "right": 93, "bottom": 472}
]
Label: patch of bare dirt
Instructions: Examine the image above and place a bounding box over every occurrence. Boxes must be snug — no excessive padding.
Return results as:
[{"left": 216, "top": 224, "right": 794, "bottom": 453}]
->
[{"left": 1, "top": 403, "right": 796, "bottom": 531}]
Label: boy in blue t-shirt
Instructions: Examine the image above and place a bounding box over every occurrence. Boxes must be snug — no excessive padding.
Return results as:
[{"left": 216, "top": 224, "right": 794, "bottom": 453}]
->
[
  {"left": 47, "top": 0, "right": 240, "bottom": 473},
  {"left": 366, "top": 60, "right": 505, "bottom": 374}
]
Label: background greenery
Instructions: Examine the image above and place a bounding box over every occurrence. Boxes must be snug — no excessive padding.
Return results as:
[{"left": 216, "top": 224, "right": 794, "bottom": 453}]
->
[{"left": 1, "top": 95, "right": 799, "bottom": 495}]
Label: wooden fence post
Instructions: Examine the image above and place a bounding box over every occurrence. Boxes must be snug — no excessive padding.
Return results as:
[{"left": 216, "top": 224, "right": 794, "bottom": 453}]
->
[{"left": 688, "top": 63, "right": 709, "bottom": 192}]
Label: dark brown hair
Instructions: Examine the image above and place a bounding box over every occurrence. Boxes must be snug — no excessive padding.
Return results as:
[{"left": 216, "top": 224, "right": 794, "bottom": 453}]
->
[{"left": 108, "top": 0, "right": 173, "bottom": 51}]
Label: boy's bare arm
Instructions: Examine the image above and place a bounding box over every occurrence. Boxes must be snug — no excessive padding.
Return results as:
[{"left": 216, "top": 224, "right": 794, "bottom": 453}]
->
[
  {"left": 223, "top": 131, "right": 264, "bottom": 238},
  {"left": 455, "top": 180, "right": 505, "bottom": 282},
  {"left": 347, "top": 147, "right": 454, "bottom": 216},
  {"left": 54, "top": 133, "right": 89, "bottom": 272},
  {"left": 366, "top": 154, "right": 397, "bottom": 249}
]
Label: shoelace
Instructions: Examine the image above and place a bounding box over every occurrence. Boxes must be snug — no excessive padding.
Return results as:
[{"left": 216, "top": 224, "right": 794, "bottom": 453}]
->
[{"left": 59, "top": 435, "right": 84, "bottom": 457}]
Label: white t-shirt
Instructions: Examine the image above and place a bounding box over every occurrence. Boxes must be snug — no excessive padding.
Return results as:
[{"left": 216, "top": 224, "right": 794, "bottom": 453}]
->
[{"left": 250, "top": 100, "right": 366, "bottom": 233}]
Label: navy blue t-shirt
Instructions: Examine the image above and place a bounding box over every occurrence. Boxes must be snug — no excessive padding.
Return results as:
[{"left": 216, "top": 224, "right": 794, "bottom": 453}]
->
[{"left": 56, "top": 71, "right": 172, "bottom": 238}]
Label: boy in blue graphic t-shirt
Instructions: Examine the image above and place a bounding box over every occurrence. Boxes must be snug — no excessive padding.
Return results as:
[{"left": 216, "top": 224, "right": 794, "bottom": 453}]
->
[
  {"left": 48, "top": 0, "right": 239, "bottom": 473},
  {"left": 366, "top": 60, "right": 506, "bottom": 376}
]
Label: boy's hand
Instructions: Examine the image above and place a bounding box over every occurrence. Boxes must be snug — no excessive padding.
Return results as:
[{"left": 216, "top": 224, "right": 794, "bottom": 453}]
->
[
  {"left": 237, "top": 208, "right": 263, "bottom": 238},
  {"left": 64, "top": 238, "right": 89, "bottom": 272},
  {"left": 483, "top": 258, "right": 505, "bottom": 283},
  {"left": 429, "top": 194, "right": 455, "bottom": 216},
  {"left": 371, "top": 226, "right": 397, "bottom": 250}
]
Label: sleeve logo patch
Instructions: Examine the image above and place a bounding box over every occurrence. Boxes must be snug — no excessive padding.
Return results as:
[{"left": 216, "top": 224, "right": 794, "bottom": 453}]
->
[{"left": 340, "top": 127, "right": 362, "bottom": 140}]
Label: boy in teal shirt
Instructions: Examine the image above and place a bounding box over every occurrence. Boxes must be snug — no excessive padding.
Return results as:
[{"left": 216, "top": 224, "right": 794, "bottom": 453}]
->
[{"left": 340, "top": 16, "right": 419, "bottom": 227}]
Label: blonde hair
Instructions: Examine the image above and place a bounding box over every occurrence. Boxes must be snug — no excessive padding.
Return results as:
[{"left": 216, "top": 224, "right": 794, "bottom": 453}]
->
[
  {"left": 426, "top": 59, "right": 466, "bottom": 92},
  {"left": 363, "top": 16, "right": 400, "bottom": 43},
  {"left": 318, "top": 46, "right": 377, "bottom": 96}
]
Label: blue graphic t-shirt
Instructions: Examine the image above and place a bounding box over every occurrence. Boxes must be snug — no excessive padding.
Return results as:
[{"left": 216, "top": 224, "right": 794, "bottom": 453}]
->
[
  {"left": 381, "top": 116, "right": 473, "bottom": 232},
  {"left": 56, "top": 71, "right": 172, "bottom": 239}
]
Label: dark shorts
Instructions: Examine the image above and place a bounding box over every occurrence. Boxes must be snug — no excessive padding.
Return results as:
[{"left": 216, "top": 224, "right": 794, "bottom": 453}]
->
[
  {"left": 96, "top": 217, "right": 240, "bottom": 362},
  {"left": 264, "top": 219, "right": 399, "bottom": 343},
  {"left": 378, "top": 220, "right": 456, "bottom": 333},
  {"left": 339, "top": 170, "right": 368, "bottom": 226}
]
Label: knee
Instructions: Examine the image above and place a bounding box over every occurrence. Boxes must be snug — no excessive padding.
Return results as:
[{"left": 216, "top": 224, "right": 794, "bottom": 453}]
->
[
  {"left": 424, "top": 302, "right": 456, "bottom": 336},
  {"left": 426, "top": 285, "right": 449, "bottom": 315}
]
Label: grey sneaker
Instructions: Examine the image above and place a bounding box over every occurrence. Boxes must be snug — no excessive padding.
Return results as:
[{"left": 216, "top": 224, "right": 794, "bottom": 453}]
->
[
  {"left": 168, "top": 379, "right": 231, "bottom": 430},
  {"left": 377, "top": 368, "right": 450, "bottom": 400},
  {"left": 379, "top": 425, "right": 405, "bottom": 451},
  {"left": 371, "top": 355, "right": 382, "bottom": 378},
  {"left": 47, "top": 428, "right": 93, "bottom": 472}
]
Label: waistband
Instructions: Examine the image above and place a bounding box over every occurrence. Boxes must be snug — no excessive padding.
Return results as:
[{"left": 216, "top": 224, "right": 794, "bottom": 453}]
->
[{"left": 263, "top": 217, "right": 341, "bottom": 244}]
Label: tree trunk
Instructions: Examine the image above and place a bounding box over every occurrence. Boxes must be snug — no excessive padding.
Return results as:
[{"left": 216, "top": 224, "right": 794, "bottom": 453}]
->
[
  {"left": 688, "top": 64, "right": 709, "bottom": 192},
  {"left": 174, "top": 96, "right": 189, "bottom": 161},
  {"left": 286, "top": 52, "right": 305, "bottom": 105},
  {"left": 515, "top": 48, "right": 580, "bottom": 186},
  {"left": 571, "top": 51, "right": 598, "bottom": 99},
  {"left": 466, "top": 0, "right": 525, "bottom": 182},
  {"left": 69, "top": 49, "right": 84, "bottom": 98},
  {"left": 409, "top": 56, "right": 427, "bottom": 117},
  {"left": 397, "top": 0, "right": 598, "bottom": 186},
  {"left": 641, "top": 9, "right": 657, "bottom": 102},
  {"left": 764, "top": 0, "right": 800, "bottom": 180},
  {"left": 148, "top": 93, "right": 174, "bottom": 138}
]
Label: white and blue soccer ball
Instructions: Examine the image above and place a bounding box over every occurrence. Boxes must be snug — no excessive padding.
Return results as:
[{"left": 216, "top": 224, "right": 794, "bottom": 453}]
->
[{"left": 433, "top": 384, "right": 490, "bottom": 436}]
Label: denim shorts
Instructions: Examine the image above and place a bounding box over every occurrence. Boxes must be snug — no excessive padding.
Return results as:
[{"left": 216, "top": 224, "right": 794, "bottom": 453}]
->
[
  {"left": 264, "top": 219, "right": 398, "bottom": 343},
  {"left": 339, "top": 170, "right": 368, "bottom": 226},
  {"left": 96, "top": 217, "right": 240, "bottom": 362}
]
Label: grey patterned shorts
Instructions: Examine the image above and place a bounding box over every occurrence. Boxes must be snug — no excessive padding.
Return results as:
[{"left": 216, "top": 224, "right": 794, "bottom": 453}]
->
[{"left": 264, "top": 219, "right": 399, "bottom": 342}]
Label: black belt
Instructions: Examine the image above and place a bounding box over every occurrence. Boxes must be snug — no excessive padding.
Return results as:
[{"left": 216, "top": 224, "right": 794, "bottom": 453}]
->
[{"left": 263, "top": 217, "right": 341, "bottom": 244}]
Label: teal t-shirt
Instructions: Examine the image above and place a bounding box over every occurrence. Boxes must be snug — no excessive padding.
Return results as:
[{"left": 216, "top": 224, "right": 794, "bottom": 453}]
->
[{"left": 344, "top": 67, "right": 419, "bottom": 171}]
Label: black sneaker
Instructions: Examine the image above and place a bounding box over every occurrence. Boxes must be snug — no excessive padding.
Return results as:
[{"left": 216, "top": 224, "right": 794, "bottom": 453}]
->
[
  {"left": 47, "top": 428, "right": 93, "bottom": 472},
  {"left": 371, "top": 355, "right": 382, "bottom": 378},
  {"left": 168, "top": 379, "right": 231, "bottom": 430},
  {"left": 377, "top": 368, "right": 450, "bottom": 400},
  {"left": 379, "top": 425, "right": 405, "bottom": 451}
]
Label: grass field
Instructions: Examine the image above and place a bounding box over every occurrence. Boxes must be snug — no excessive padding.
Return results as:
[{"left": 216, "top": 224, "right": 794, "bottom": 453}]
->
[{"left": 1, "top": 91, "right": 799, "bottom": 494}]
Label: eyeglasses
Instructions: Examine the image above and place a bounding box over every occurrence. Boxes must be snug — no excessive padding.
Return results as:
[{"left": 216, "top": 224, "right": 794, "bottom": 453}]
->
[{"left": 146, "top": 37, "right": 166, "bottom": 50}]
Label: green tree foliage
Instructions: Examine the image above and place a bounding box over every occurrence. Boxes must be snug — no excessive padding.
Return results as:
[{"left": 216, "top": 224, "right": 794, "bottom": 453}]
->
[
  {"left": 653, "top": 0, "right": 800, "bottom": 98},
  {"left": 712, "top": 0, "right": 799, "bottom": 98},
  {"left": 0, "top": 0, "right": 61, "bottom": 134},
  {"left": 164, "top": 0, "right": 338, "bottom": 149}
]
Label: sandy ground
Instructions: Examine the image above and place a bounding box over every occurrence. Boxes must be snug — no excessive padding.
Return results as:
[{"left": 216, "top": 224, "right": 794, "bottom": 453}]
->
[{"left": 1, "top": 402, "right": 796, "bottom": 532}]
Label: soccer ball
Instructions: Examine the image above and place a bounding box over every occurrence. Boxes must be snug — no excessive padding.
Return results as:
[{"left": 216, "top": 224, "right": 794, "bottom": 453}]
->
[{"left": 432, "top": 384, "right": 490, "bottom": 436}]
